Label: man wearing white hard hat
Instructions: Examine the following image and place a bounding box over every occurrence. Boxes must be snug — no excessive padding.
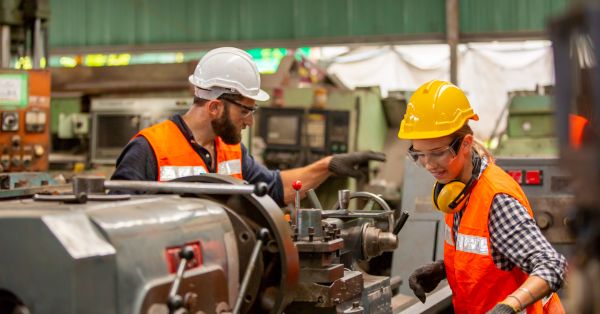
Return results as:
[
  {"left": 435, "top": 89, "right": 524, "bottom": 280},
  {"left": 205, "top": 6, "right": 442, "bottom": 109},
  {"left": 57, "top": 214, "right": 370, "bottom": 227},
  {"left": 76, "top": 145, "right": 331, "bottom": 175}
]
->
[{"left": 111, "top": 47, "right": 385, "bottom": 205}]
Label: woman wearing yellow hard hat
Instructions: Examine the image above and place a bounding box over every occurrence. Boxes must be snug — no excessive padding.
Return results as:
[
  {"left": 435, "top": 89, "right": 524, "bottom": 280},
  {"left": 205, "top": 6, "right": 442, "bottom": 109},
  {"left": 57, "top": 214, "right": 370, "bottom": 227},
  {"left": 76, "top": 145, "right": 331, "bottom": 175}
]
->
[{"left": 400, "top": 80, "right": 566, "bottom": 314}]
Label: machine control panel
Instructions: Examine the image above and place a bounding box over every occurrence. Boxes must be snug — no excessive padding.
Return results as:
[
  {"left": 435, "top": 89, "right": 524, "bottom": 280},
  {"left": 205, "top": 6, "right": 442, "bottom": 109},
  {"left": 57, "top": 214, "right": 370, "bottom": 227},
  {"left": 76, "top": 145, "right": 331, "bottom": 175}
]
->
[
  {"left": 258, "top": 107, "right": 352, "bottom": 169},
  {"left": 0, "top": 70, "right": 51, "bottom": 172}
]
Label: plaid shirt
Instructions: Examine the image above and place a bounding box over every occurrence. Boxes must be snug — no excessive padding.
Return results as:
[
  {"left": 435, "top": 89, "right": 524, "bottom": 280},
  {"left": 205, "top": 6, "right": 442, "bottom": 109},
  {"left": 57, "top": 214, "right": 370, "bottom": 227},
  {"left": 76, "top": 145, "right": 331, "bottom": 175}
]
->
[{"left": 452, "top": 156, "right": 567, "bottom": 291}]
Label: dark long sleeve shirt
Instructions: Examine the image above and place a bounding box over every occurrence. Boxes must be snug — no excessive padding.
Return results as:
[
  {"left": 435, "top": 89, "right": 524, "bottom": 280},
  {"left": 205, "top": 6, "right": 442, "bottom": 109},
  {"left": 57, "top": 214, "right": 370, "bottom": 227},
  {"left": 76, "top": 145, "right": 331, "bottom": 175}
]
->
[{"left": 110, "top": 114, "right": 285, "bottom": 206}]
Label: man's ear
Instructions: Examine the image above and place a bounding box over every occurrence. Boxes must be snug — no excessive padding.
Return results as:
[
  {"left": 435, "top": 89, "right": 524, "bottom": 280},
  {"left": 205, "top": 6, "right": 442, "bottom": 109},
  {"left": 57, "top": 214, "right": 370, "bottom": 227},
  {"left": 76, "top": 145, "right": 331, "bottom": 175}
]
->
[{"left": 206, "top": 99, "right": 224, "bottom": 118}]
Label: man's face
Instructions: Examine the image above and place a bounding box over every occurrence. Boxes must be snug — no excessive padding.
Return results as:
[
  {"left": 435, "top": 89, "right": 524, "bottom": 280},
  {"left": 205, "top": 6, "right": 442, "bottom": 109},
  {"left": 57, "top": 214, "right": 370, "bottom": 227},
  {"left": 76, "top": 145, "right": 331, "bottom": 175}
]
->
[{"left": 212, "top": 97, "right": 256, "bottom": 144}]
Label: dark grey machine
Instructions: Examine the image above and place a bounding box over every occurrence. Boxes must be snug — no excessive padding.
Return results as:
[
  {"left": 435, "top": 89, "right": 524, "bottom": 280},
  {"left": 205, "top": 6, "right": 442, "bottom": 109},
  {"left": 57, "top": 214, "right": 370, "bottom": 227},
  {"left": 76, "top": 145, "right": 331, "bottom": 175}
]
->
[{"left": 0, "top": 174, "right": 407, "bottom": 314}]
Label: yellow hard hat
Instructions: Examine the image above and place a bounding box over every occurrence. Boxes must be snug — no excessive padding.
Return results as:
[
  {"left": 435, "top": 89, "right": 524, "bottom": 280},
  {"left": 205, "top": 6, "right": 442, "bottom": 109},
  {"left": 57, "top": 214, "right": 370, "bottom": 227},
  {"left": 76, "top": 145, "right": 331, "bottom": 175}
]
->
[{"left": 398, "top": 80, "right": 479, "bottom": 139}]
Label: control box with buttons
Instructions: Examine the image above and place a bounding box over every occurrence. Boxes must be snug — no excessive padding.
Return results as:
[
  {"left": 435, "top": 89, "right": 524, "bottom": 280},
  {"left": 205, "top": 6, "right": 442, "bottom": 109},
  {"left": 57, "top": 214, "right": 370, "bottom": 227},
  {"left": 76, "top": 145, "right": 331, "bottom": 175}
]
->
[
  {"left": 258, "top": 107, "right": 352, "bottom": 169},
  {"left": 0, "top": 70, "right": 51, "bottom": 172}
]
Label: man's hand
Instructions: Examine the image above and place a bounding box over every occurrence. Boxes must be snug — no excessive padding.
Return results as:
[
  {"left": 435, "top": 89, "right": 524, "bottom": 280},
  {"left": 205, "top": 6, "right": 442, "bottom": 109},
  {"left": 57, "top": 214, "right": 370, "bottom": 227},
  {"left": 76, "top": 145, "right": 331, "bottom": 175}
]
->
[
  {"left": 408, "top": 260, "right": 446, "bottom": 303},
  {"left": 328, "top": 151, "right": 386, "bottom": 180},
  {"left": 485, "top": 304, "right": 518, "bottom": 314}
]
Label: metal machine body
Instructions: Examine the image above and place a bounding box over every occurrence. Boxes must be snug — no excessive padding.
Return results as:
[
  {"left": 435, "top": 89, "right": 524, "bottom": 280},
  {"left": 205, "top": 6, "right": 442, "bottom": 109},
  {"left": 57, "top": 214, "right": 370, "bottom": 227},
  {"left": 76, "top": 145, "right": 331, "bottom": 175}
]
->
[
  {"left": 0, "top": 174, "right": 405, "bottom": 314},
  {"left": 494, "top": 91, "right": 558, "bottom": 157},
  {"left": 89, "top": 97, "right": 190, "bottom": 164},
  {"left": 0, "top": 195, "right": 238, "bottom": 314}
]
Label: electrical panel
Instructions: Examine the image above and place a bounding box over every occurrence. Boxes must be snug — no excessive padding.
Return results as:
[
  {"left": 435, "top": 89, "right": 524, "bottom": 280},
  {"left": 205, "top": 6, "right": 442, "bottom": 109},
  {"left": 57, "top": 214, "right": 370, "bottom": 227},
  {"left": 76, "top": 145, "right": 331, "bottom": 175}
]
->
[
  {"left": 257, "top": 107, "right": 352, "bottom": 169},
  {"left": 0, "top": 70, "right": 51, "bottom": 172}
]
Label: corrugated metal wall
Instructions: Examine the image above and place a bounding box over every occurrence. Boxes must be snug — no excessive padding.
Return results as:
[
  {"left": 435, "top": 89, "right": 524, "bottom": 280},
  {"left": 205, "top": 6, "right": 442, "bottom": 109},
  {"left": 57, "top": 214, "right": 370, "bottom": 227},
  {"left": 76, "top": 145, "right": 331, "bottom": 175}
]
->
[
  {"left": 460, "top": 0, "right": 568, "bottom": 34},
  {"left": 49, "top": 0, "right": 568, "bottom": 52}
]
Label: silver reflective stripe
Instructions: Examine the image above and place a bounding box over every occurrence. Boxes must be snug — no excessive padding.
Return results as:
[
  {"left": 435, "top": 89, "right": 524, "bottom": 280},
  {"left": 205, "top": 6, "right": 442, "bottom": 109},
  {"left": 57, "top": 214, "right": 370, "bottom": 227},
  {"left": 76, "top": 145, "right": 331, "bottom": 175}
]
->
[
  {"left": 218, "top": 159, "right": 242, "bottom": 176},
  {"left": 455, "top": 233, "right": 489, "bottom": 255},
  {"left": 445, "top": 224, "right": 454, "bottom": 246},
  {"left": 159, "top": 166, "right": 207, "bottom": 181},
  {"left": 542, "top": 293, "right": 552, "bottom": 306}
]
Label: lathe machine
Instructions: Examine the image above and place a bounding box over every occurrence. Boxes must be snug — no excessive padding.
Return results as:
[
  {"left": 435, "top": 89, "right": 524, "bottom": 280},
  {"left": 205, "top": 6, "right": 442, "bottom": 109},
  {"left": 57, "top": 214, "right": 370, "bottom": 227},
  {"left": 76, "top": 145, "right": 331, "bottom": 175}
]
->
[{"left": 0, "top": 174, "right": 408, "bottom": 314}]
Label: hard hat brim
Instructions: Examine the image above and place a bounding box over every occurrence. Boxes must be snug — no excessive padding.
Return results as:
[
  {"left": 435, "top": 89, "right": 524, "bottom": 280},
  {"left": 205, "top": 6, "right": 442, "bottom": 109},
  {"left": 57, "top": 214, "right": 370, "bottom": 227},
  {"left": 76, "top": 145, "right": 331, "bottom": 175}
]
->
[{"left": 247, "top": 89, "right": 270, "bottom": 102}]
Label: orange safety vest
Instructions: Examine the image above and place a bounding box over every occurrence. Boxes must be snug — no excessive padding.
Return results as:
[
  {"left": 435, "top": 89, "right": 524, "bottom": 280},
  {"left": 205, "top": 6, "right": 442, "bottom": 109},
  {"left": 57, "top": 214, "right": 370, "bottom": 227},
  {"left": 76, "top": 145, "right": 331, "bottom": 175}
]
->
[
  {"left": 136, "top": 120, "right": 243, "bottom": 181},
  {"left": 444, "top": 162, "right": 564, "bottom": 314},
  {"left": 569, "top": 114, "right": 589, "bottom": 149}
]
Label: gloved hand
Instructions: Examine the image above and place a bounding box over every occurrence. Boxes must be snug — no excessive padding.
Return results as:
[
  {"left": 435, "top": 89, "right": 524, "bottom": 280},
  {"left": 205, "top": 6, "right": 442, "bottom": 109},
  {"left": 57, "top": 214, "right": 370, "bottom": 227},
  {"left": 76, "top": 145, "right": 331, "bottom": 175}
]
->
[
  {"left": 328, "top": 151, "right": 386, "bottom": 180},
  {"left": 485, "top": 303, "right": 518, "bottom": 314},
  {"left": 408, "top": 260, "right": 446, "bottom": 303}
]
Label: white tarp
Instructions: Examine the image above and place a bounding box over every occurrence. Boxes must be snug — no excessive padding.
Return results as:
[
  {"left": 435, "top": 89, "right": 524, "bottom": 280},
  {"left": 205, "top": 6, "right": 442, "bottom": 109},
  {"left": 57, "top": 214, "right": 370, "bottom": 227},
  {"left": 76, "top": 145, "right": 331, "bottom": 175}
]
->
[{"left": 326, "top": 42, "right": 554, "bottom": 140}]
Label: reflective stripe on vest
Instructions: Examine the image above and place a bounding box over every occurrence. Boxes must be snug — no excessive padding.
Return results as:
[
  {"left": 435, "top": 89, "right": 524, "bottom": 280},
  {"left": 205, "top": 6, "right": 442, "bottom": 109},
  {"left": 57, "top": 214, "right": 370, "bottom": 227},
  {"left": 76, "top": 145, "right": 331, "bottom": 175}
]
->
[
  {"left": 443, "top": 162, "right": 563, "bottom": 314},
  {"left": 444, "top": 224, "right": 454, "bottom": 246},
  {"left": 455, "top": 233, "right": 488, "bottom": 255},
  {"left": 160, "top": 166, "right": 208, "bottom": 181},
  {"left": 136, "top": 120, "right": 243, "bottom": 181}
]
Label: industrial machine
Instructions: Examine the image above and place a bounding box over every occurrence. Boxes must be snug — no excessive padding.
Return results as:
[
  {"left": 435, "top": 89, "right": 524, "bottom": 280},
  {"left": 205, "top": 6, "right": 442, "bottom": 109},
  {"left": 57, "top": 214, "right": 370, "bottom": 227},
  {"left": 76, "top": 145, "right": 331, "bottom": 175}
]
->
[
  {"left": 257, "top": 107, "right": 351, "bottom": 169},
  {"left": 493, "top": 89, "right": 557, "bottom": 157},
  {"left": 90, "top": 97, "right": 190, "bottom": 164},
  {"left": 0, "top": 174, "right": 408, "bottom": 314},
  {"left": 0, "top": 69, "right": 51, "bottom": 172}
]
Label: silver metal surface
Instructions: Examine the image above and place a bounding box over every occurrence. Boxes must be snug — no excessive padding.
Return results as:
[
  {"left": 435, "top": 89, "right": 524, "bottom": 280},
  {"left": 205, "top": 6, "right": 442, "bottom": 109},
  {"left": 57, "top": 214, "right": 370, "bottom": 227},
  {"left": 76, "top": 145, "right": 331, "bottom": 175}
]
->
[
  {"left": 338, "top": 189, "right": 351, "bottom": 209},
  {"left": 297, "top": 208, "right": 324, "bottom": 240},
  {"left": 105, "top": 180, "right": 258, "bottom": 195}
]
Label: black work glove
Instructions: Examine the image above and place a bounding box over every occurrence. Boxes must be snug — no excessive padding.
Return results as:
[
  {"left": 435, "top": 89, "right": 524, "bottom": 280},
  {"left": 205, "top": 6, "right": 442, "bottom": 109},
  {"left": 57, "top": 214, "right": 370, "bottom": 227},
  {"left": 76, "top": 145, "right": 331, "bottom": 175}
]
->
[
  {"left": 485, "top": 304, "right": 518, "bottom": 314},
  {"left": 328, "top": 151, "right": 386, "bottom": 180},
  {"left": 408, "top": 260, "right": 446, "bottom": 303}
]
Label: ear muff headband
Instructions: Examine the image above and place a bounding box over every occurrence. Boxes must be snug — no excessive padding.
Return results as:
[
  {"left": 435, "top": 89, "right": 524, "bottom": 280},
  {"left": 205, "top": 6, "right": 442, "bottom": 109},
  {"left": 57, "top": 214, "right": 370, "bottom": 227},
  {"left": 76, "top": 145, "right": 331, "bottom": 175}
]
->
[{"left": 431, "top": 152, "right": 482, "bottom": 214}]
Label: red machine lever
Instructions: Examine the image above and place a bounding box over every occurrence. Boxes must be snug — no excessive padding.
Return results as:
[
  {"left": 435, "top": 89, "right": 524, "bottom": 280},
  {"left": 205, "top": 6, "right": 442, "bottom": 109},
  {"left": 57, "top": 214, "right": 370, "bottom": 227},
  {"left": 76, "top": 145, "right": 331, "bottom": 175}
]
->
[{"left": 292, "top": 180, "right": 302, "bottom": 224}]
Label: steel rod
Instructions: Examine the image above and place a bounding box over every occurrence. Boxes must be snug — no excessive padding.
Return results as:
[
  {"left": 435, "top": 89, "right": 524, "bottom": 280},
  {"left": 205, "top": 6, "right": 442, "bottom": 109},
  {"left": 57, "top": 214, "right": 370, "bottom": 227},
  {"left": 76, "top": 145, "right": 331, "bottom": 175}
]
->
[{"left": 104, "top": 180, "right": 263, "bottom": 196}]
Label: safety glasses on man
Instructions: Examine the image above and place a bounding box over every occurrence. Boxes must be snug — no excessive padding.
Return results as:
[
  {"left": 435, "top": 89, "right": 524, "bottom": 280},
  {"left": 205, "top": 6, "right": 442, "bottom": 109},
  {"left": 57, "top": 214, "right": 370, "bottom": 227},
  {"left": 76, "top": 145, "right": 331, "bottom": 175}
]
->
[
  {"left": 219, "top": 96, "right": 259, "bottom": 118},
  {"left": 408, "top": 137, "right": 464, "bottom": 167}
]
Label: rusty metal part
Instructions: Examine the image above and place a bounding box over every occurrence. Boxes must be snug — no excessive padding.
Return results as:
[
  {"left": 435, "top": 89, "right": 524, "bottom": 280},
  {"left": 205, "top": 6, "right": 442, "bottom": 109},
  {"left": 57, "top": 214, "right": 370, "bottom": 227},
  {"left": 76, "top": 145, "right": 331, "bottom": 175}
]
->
[
  {"left": 528, "top": 195, "right": 575, "bottom": 243},
  {"left": 293, "top": 270, "right": 363, "bottom": 307},
  {"left": 72, "top": 175, "right": 105, "bottom": 195}
]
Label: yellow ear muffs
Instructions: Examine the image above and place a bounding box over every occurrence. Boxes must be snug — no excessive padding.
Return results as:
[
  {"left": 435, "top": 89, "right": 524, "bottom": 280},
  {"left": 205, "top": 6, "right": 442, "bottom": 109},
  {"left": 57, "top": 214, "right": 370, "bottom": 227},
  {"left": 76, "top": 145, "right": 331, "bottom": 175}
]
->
[{"left": 432, "top": 180, "right": 469, "bottom": 214}]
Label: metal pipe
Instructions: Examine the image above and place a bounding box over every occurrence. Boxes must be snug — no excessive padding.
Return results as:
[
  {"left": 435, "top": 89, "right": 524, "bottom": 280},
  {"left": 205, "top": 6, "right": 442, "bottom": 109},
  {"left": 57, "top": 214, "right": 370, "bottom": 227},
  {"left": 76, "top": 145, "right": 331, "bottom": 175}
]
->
[
  {"left": 104, "top": 180, "right": 267, "bottom": 196},
  {"left": 1, "top": 25, "right": 10, "bottom": 68},
  {"left": 33, "top": 18, "right": 42, "bottom": 69}
]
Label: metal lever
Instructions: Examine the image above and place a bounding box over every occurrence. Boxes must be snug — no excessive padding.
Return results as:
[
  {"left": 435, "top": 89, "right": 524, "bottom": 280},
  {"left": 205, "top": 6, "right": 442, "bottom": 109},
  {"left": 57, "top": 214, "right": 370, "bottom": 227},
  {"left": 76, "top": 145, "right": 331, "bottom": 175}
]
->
[
  {"left": 393, "top": 210, "right": 410, "bottom": 235},
  {"left": 306, "top": 188, "right": 323, "bottom": 210},
  {"left": 167, "top": 246, "right": 195, "bottom": 314},
  {"left": 232, "top": 228, "right": 269, "bottom": 314},
  {"left": 292, "top": 180, "right": 302, "bottom": 225}
]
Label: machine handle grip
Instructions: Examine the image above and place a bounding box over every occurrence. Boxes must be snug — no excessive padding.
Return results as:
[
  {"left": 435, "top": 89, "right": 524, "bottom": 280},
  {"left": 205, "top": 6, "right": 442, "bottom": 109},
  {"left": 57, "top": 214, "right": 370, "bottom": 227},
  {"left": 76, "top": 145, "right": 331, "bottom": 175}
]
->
[
  {"left": 167, "top": 246, "right": 195, "bottom": 313},
  {"left": 393, "top": 210, "right": 410, "bottom": 235}
]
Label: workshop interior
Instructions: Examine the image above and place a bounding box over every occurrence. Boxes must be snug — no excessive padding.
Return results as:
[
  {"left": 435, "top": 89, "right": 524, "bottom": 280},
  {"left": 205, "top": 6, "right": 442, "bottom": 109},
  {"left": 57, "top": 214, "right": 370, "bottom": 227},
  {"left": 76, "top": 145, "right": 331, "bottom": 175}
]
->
[{"left": 0, "top": 0, "right": 598, "bottom": 313}]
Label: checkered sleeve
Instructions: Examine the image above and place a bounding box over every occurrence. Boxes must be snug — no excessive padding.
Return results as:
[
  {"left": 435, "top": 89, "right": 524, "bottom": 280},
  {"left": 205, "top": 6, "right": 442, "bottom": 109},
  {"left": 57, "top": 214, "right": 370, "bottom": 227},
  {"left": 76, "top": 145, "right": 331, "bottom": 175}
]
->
[{"left": 488, "top": 194, "right": 567, "bottom": 291}]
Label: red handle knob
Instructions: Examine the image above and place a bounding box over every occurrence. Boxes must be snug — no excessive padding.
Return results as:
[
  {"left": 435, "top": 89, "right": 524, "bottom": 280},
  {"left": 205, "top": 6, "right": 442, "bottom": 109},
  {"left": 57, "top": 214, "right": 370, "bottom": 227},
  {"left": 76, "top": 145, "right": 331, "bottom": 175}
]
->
[{"left": 292, "top": 180, "right": 302, "bottom": 191}]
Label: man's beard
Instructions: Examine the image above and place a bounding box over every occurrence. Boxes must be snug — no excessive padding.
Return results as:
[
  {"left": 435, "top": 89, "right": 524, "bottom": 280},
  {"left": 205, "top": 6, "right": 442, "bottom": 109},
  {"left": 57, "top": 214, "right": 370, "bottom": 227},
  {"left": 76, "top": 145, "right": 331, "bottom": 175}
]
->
[{"left": 212, "top": 105, "right": 241, "bottom": 144}]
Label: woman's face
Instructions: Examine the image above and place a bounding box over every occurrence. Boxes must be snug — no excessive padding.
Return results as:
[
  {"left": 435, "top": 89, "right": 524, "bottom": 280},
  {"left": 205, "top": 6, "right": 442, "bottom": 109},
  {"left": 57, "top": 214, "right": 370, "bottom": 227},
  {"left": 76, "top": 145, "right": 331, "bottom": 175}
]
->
[{"left": 411, "top": 135, "right": 471, "bottom": 183}]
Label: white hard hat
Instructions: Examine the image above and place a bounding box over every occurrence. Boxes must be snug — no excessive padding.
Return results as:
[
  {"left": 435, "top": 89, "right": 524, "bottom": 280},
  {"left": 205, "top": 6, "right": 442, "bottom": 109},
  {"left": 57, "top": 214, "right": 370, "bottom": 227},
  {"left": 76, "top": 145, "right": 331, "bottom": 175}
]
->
[{"left": 189, "top": 47, "right": 270, "bottom": 102}]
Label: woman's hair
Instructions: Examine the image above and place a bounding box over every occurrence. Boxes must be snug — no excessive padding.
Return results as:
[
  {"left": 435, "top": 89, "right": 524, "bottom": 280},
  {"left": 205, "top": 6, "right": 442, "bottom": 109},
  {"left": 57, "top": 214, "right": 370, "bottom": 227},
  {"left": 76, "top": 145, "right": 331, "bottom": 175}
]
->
[{"left": 453, "top": 123, "right": 494, "bottom": 162}]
